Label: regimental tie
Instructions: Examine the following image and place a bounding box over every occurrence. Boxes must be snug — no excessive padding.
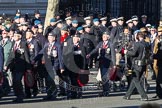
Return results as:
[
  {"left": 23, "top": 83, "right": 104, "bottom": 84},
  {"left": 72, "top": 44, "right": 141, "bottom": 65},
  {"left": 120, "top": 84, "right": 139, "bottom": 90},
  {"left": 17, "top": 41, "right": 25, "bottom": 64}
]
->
[
  {"left": 102, "top": 42, "right": 107, "bottom": 49},
  {"left": 14, "top": 43, "right": 18, "bottom": 52}
]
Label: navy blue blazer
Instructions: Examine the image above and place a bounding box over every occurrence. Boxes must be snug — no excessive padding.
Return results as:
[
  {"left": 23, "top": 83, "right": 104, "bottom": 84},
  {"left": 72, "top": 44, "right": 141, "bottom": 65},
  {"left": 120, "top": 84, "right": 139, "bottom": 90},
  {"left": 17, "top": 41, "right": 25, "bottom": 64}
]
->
[
  {"left": 34, "top": 41, "right": 64, "bottom": 71},
  {"left": 5, "top": 41, "right": 31, "bottom": 72},
  {"left": 27, "top": 38, "right": 40, "bottom": 62},
  {"left": 89, "top": 41, "right": 116, "bottom": 68}
]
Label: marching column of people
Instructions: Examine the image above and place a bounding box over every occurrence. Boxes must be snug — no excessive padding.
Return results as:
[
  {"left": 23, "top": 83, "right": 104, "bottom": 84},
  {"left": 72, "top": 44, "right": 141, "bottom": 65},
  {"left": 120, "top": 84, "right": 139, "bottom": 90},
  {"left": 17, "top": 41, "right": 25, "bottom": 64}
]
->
[{"left": 0, "top": 9, "right": 162, "bottom": 103}]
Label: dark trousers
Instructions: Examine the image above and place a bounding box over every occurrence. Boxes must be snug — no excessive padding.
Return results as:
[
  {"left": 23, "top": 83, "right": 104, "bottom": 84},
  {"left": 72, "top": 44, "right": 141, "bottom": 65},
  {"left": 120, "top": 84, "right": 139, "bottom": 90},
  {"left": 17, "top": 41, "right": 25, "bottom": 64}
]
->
[
  {"left": 45, "top": 70, "right": 57, "bottom": 97},
  {"left": 0, "top": 75, "right": 9, "bottom": 97},
  {"left": 100, "top": 66, "right": 109, "bottom": 92},
  {"left": 56, "top": 69, "right": 66, "bottom": 95},
  {"left": 156, "top": 65, "right": 162, "bottom": 98},
  {"left": 69, "top": 72, "right": 80, "bottom": 97},
  {"left": 156, "top": 82, "right": 162, "bottom": 98},
  {"left": 125, "top": 65, "right": 148, "bottom": 99},
  {"left": 12, "top": 71, "right": 24, "bottom": 99},
  {"left": 37, "top": 64, "right": 46, "bottom": 90}
]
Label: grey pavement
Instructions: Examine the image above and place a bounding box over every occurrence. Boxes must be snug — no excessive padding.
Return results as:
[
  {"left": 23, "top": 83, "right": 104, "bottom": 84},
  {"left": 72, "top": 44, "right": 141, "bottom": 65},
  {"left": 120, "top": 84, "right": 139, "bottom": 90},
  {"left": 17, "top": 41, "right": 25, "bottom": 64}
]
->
[{"left": 0, "top": 71, "right": 161, "bottom": 108}]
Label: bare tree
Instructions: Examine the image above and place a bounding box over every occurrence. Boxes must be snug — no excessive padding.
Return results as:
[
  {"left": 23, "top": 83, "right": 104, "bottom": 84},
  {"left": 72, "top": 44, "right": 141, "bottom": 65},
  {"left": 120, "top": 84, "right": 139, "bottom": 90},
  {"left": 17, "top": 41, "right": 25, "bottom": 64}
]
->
[{"left": 44, "top": 0, "right": 59, "bottom": 34}]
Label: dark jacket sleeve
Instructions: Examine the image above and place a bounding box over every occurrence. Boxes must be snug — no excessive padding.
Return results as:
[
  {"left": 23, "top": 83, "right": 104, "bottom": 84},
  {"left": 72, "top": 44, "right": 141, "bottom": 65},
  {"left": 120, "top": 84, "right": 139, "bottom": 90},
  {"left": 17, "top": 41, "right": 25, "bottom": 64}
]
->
[
  {"left": 33, "top": 40, "right": 40, "bottom": 58},
  {"left": 34, "top": 44, "right": 47, "bottom": 62},
  {"left": 127, "top": 42, "right": 138, "bottom": 57},
  {"left": 57, "top": 43, "right": 64, "bottom": 69},
  {"left": 0, "top": 46, "right": 4, "bottom": 72},
  {"left": 80, "top": 43, "right": 88, "bottom": 70},
  {"left": 110, "top": 43, "right": 116, "bottom": 66},
  {"left": 110, "top": 27, "right": 118, "bottom": 43},
  {"left": 23, "top": 42, "right": 31, "bottom": 70},
  {"left": 89, "top": 42, "right": 101, "bottom": 56}
]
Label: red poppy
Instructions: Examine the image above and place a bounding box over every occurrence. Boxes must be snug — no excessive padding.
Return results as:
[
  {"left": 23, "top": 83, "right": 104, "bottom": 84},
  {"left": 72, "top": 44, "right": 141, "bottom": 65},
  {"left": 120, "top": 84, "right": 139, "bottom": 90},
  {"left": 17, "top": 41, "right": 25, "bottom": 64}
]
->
[{"left": 60, "top": 33, "right": 68, "bottom": 43}]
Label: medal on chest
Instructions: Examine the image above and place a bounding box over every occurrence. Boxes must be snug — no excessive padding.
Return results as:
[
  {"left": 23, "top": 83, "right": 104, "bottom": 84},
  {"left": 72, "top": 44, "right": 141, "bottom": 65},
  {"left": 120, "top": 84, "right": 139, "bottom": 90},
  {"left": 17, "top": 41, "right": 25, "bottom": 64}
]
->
[
  {"left": 52, "top": 46, "right": 57, "bottom": 57},
  {"left": 28, "top": 43, "right": 34, "bottom": 52}
]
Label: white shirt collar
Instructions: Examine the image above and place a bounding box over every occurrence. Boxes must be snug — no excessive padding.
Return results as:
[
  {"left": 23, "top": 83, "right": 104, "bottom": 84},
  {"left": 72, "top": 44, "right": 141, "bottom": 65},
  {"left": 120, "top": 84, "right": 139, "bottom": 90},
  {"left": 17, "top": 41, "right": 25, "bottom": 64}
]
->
[
  {"left": 103, "top": 41, "right": 108, "bottom": 44},
  {"left": 2, "top": 38, "right": 8, "bottom": 42},
  {"left": 27, "top": 38, "right": 32, "bottom": 43},
  {"left": 49, "top": 42, "right": 55, "bottom": 46}
]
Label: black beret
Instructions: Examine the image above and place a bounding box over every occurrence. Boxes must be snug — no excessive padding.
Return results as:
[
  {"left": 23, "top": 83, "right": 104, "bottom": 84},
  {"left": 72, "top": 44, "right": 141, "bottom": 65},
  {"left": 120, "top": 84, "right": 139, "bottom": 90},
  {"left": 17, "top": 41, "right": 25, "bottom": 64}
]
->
[
  {"left": 48, "top": 32, "right": 57, "bottom": 37},
  {"left": 34, "top": 10, "right": 40, "bottom": 14},
  {"left": 14, "top": 30, "right": 22, "bottom": 35},
  {"left": 61, "top": 25, "right": 68, "bottom": 31},
  {"left": 103, "top": 31, "right": 110, "bottom": 35},
  {"left": 26, "top": 28, "right": 34, "bottom": 34}
]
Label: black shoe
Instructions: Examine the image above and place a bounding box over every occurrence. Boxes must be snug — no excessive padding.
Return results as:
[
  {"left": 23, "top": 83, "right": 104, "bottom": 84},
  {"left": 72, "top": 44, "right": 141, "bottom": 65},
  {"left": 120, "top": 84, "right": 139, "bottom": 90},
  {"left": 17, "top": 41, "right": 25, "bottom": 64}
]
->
[
  {"left": 25, "top": 95, "right": 31, "bottom": 99},
  {"left": 77, "top": 93, "right": 82, "bottom": 99},
  {"left": 152, "top": 95, "right": 161, "bottom": 99},
  {"left": 43, "top": 96, "right": 56, "bottom": 100},
  {"left": 58, "top": 92, "right": 66, "bottom": 96},
  {"left": 33, "top": 92, "right": 38, "bottom": 97},
  {"left": 70, "top": 95, "right": 77, "bottom": 99},
  {"left": 12, "top": 98, "right": 23, "bottom": 103},
  {"left": 123, "top": 96, "right": 130, "bottom": 100},
  {"left": 103, "top": 92, "right": 109, "bottom": 97},
  {"left": 99, "top": 92, "right": 109, "bottom": 97}
]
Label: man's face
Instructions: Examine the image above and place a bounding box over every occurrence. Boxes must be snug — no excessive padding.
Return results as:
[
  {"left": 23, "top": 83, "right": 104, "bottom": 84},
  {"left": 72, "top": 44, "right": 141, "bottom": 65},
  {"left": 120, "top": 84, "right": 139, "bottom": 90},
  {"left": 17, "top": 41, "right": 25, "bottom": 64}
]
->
[
  {"left": 142, "top": 17, "right": 147, "bottom": 22},
  {"left": 158, "top": 31, "right": 162, "bottom": 36},
  {"left": 102, "top": 34, "right": 109, "bottom": 41},
  {"left": 50, "top": 22, "right": 56, "bottom": 26},
  {"left": 15, "top": 18, "right": 20, "bottom": 23},
  {"left": 26, "top": 32, "right": 32, "bottom": 39},
  {"left": 57, "top": 23, "right": 63, "bottom": 28},
  {"left": 66, "top": 20, "right": 72, "bottom": 25},
  {"left": 48, "top": 35, "right": 55, "bottom": 43},
  {"left": 133, "top": 20, "right": 138, "bottom": 25},
  {"left": 22, "top": 25, "right": 28, "bottom": 31},
  {"left": 124, "top": 29, "right": 129, "bottom": 35},
  {"left": 128, "top": 23, "right": 133, "bottom": 28},
  {"left": 118, "top": 20, "right": 124, "bottom": 26},
  {"left": 150, "top": 28, "right": 156, "bottom": 34},
  {"left": 13, "top": 34, "right": 21, "bottom": 41},
  {"left": 94, "top": 21, "right": 99, "bottom": 26},
  {"left": 111, "top": 22, "right": 117, "bottom": 27},
  {"left": 61, "top": 30, "right": 67, "bottom": 35},
  {"left": 72, "top": 23, "right": 78, "bottom": 28},
  {"left": 85, "top": 20, "right": 91, "bottom": 25},
  {"left": 20, "top": 18, "right": 25, "bottom": 23},
  {"left": 35, "top": 13, "right": 40, "bottom": 18},
  {"left": 73, "top": 36, "right": 80, "bottom": 44},
  {"left": 8, "top": 31, "right": 14, "bottom": 39},
  {"left": 85, "top": 27, "right": 90, "bottom": 33},
  {"left": 102, "top": 20, "right": 107, "bottom": 25},
  {"left": 2, "top": 30, "right": 8, "bottom": 38}
]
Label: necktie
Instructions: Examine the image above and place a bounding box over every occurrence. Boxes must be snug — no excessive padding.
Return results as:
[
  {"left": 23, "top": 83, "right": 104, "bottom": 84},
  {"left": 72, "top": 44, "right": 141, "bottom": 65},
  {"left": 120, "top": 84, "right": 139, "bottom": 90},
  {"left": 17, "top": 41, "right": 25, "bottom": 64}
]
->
[
  {"left": 103, "top": 42, "right": 107, "bottom": 49},
  {"left": 14, "top": 43, "right": 17, "bottom": 52}
]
